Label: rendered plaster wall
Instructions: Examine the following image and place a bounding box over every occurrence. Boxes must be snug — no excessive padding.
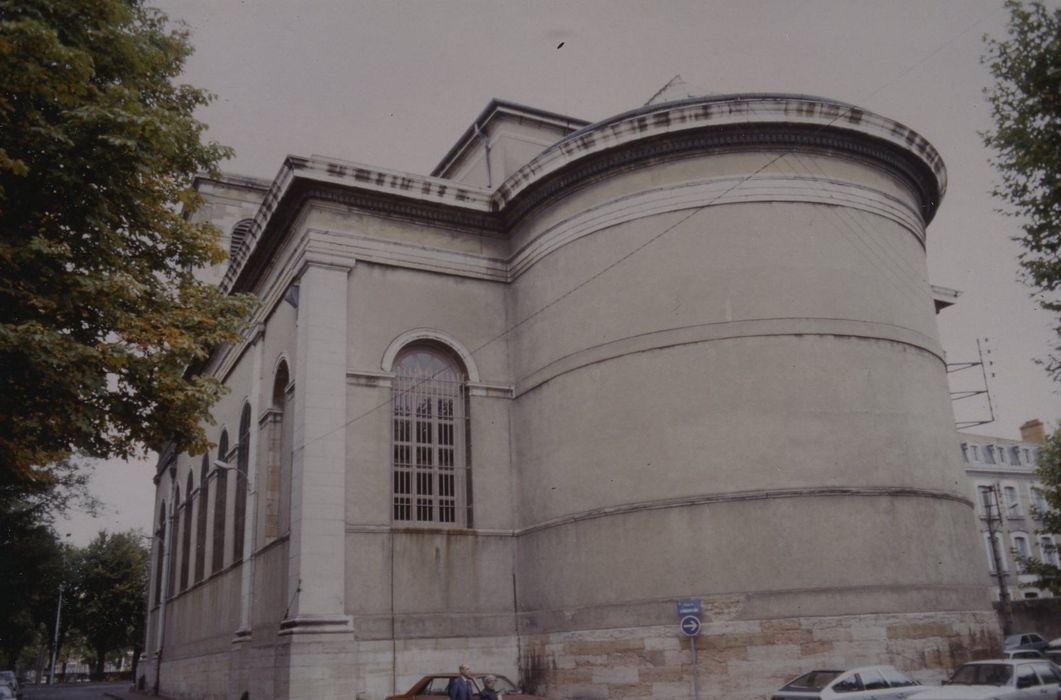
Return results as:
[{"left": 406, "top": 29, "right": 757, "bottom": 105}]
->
[
  {"left": 341, "top": 259, "right": 516, "bottom": 640},
  {"left": 357, "top": 635, "right": 523, "bottom": 700},
  {"left": 506, "top": 146, "right": 985, "bottom": 627}
]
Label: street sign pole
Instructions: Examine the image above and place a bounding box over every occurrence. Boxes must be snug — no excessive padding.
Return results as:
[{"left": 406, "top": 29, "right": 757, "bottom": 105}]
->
[
  {"left": 690, "top": 635, "right": 699, "bottom": 700},
  {"left": 676, "top": 600, "right": 702, "bottom": 700}
]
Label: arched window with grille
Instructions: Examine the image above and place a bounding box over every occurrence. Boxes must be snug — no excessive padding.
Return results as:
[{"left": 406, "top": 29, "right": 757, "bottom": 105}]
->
[
  {"left": 233, "top": 404, "right": 251, "bottom": 562},
  {"left": 181, "top": 472, "right": 192, "bottom": 590},
  {"left": 262, "top": 361, "right": 290, "bottom": 541},
  {"left": 195, "top": 455, "right": 208, "bottom": 582},
  {"left": 391, "top": 344, "right": 470, "bottom": 527},
  {"left": 212, "top": 430, "right": 229, "bottom": 573},
  {"left": 230, "top": 219, "right": 253, "bottom": 260}
]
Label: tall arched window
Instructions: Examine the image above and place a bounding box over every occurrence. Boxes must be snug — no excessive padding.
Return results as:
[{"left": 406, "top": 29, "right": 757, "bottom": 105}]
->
[
  {"left": 212, "top": 431, "right": 229, "bottom": 573},
  {"left": 168, "top": 487, "right": 180, "bottom": 598},
  {"left": 195, "top": 455, "right": 208, "bottom": 582},
  {"left": 154, "top": 500, "right": 166, "bottom": 605},
  {"left": 180, "top": 472, "right": 192, "bottom": 590},
  {"left": 233, "top": 404, "right": 251, "bottom": 562},
  {"left": 263, "top": 362, "right": 290, "bottom": 541},
  {"left": 391, "top": 344, "right": 470, "bottom": 527}
]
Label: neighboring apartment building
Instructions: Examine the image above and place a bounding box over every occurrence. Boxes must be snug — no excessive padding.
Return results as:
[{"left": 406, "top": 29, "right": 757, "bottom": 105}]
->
[
  {"left": 961, "top": 419, "right": 1057, "bottom": 600},
  {"left": 143, "top": 94, "right": 997, "bottom": 700}
]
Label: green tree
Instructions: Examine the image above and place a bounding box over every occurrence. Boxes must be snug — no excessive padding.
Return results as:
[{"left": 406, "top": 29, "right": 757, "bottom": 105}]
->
[
  {"left": 67, "top": 530, "right": 148, "bottom": 679},
  {"left": 0, "top": 458, "right": 93, "bottom": 669},
  {"left": 983, "top": 0, "right": 1061, "bottom": 376},
  {"left": 983, "top": 0, "right": 1061, "bottom": 589},
  {"left": 0, "top": 0, "right": 256, "bottom": 496},
  {"left": 1021, "top": 431, "right": 1061, "bottom": 591}
]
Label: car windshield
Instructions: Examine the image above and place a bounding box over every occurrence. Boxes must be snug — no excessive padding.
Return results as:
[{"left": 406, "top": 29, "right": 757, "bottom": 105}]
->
[
  {"left": 477, "top": 675, "right": 519, "bottom": 692},
  {"left": 948, "top": 664, "right": 1012, "bottom": 686},
  {"left": 781, "top": 670, "right": 843, "bottom": 691}
]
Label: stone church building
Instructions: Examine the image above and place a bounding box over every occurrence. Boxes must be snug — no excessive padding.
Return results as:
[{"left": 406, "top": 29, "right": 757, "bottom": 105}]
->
[{"left": 144, "top": 93, "right": 997, "bottom": 700}]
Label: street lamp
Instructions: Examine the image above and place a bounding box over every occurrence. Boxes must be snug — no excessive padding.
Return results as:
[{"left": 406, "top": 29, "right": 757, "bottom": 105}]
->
[{"left": 49, "top": 582, "right": 64, "bottom": 685}]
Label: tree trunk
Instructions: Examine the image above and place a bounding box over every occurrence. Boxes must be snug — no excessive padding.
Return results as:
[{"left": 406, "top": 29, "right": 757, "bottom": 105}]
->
[
  {"left": 131, "top": 645, "right": 141, "bottom": 683},
  {"left": 93, "top": 647, "right": 105, "bottom": 680}
]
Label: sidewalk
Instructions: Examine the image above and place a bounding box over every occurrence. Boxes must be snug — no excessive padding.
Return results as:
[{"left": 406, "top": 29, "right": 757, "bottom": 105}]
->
[{"left": 102, "top": 687, "right": 175, "bottom": 700}]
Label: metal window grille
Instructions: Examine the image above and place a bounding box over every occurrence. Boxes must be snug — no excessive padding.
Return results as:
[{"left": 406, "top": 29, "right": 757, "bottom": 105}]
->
[{"left": 392, "top": 347, "right": 469, "bottom": 527}]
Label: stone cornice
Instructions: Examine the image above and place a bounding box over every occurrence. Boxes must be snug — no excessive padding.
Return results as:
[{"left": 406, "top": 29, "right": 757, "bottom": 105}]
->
[
  {"left": 494, "top": 93, "right": 945, "bottom": 223},
  {"left": 221, "top": 95, "right": 946, "bottom": 298}
]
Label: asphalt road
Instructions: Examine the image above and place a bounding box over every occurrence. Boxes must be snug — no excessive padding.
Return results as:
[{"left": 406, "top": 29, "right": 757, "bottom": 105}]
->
[{"left": 23, "top": 682, "right": 128, "bottom": 700}]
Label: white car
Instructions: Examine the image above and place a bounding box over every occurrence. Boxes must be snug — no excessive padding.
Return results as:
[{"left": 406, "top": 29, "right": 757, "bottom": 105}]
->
[
  {"left": 913, "top": 659, "right": 1061, "bottom": 700},
  {"left": 771, "top": 665, "right": 924, "bottom": 700}
]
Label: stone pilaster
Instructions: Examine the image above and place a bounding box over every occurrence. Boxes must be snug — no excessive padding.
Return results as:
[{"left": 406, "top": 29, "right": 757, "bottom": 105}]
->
[{"left": 282, "top": 252, "right": 353, "bottom": 636}]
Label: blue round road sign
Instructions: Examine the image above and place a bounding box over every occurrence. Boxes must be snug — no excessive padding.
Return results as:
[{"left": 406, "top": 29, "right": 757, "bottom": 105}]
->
[{"left": 680, "top": 615, "right": 701, "bottom": 637}]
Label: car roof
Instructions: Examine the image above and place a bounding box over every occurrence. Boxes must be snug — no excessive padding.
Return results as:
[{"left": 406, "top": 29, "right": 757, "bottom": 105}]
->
[{"left": 959, "top": 659, "right": 1046, "bottom": 665}]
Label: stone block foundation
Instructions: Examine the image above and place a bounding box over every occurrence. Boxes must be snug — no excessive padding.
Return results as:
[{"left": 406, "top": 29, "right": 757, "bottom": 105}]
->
[{"left": 520, "top": 611, "right": 1000, "bottom": 700}]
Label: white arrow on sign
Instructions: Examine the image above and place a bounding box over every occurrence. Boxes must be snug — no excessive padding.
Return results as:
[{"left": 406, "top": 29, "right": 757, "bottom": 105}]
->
[{"left": 680, "top": 615, "right": 701, "bottom": 637}]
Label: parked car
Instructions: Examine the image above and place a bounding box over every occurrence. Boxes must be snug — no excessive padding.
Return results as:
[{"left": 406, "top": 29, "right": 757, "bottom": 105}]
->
[
  {"left": 771, "top": 665, "right": 924, "bottom": 700},
  {"left": 384, "top": 673, "right": 549, "bottom": 700},
  {"left": 1002, "top": 650, "right": 1045, "bottom": 660},
  {"left": 0, "top": 672, "right": 19, "bottom": 700},
  {"left": 913, "top": 659, "right": 1061, "bottom": 699},
  {"left": 0, "top": 685, "right": 13, "bottom": 700},
  {"left": 1004, "top": 633, "right": 1050, "bottom": 652}
]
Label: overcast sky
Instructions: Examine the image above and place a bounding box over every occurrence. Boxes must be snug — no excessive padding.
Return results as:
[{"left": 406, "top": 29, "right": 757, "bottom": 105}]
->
[{"left": 61, "top": 0, "right": 1061, "bottom": 544}]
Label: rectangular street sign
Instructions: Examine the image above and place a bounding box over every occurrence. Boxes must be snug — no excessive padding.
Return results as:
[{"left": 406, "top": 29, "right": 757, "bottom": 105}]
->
[{"left": 676, "top": 598, "right": 702, "bottom": 616}]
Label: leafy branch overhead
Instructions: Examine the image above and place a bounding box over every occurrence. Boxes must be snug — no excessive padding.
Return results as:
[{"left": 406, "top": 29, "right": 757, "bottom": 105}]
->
[
  {"left": 0, "top": 0, "right": 256, "bottom": 487},
  {"left": 982, "top": 0, "right": 1061, "bottom": 378},
  {"left": 983, "top": 1, "right": 1061, "bottom": 593}
]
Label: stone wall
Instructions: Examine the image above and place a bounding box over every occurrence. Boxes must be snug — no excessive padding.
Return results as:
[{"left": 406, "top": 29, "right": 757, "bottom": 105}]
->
[
  {"left": 1000, "top": 598, "right": 1061, "bottom": 639},
  {"left": 521, "top": 611, "right": 999, "bottom": 700}
]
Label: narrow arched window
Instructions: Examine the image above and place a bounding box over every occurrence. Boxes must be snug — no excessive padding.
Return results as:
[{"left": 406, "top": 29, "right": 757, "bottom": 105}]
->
[
  {"left": 154, "top": 501, "right": 166, "bottom": 605},
  {"left": 391, "top": 344, "right": 469, "bottom": 527},
  {"left": 181, "top": 472, "right": 192, "bottom": 590},
  {"left": 195, "top": 455, "right": 208, "bottom": 582},
  {"left": 263, "top": 362, "right": 290, "bottom": 541},
  {"left": 168, "top": 487, "right": 180, "bottom": 598},
  {"left": 233, "top": 404, "right": 251, "bottom": 562},
  {"left": 212, "top": 431, "right": 229, "bottom": 573},
  {"left": 230, "top": 219, "right": 253, "bottom": 260}
]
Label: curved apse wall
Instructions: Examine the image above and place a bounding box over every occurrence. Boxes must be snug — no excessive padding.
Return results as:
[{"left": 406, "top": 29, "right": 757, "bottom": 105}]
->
[{"left": 501, "top": 94, "right": 985, "bottom": 631}]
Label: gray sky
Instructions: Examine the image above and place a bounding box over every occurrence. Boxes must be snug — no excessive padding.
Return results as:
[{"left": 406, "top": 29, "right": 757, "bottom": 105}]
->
[{"left": 62, "top": 0, "right": 1061, "bottom": 544}]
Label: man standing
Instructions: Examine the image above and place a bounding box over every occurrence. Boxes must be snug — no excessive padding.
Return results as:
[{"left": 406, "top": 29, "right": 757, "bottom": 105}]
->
[{"left": 449, "top": 664, "right": 475, "bottom": 700}]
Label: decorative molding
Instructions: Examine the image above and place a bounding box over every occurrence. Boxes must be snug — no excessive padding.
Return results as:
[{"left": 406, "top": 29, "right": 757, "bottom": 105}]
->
[
  {"left": 379, "top": 328, "right": 482, "bottom": 382},
  {"left": 508, "top": 174, "right": 925, "bottom": 281},
  {"left": 346, "top": 369, "right": 393, "bottom": 388},
  {"left": 518, "top": 486, "right": 973, "bottom": 537},
  {"left": 495, "top": 95, "right": 945, "bottom": 226},
  {"left": 278, "top": 613, "right": 354, "bottom": 636},
  {"left": 514, "top": 317, "right": 945, "bottom": 397},
  {"left": 297, "top": 171, "right": 924, "bottom": 286},
  {"left": 343, "top": 487, "right": 969, "bottom": 540},
  {"left": 467, "top": 382, "right": 514, "bottom": 399},
  {"left": 303, "top": 227, "right": 508, "bottom": 282}
]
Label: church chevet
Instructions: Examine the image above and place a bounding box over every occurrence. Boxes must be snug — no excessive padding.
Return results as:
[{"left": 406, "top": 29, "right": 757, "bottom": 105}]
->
[{"left": 144, "top": 92, "right": 999, "bottom": 700}]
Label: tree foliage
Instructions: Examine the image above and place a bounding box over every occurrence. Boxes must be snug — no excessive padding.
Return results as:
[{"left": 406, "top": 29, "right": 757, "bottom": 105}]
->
[
  {"left": 1022, "top": 430, "right": 1061, "bottom": 592},
  {"left": 983, "top": 0, "right": 1061, "bottom": 378},
  {"left": 66, "top": 530, "right": 149, "bottom": 678},
  {"left": 0, "top": 0, "right": 256, "bottom": 493},
  {"left": 984, "top": 0, "right": 1061, "bottom": 591}
]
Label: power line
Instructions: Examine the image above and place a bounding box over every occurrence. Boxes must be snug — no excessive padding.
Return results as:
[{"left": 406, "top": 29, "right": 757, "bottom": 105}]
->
[{"left": 258, "top": 5, "right": 1004, "bottom": 457}]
